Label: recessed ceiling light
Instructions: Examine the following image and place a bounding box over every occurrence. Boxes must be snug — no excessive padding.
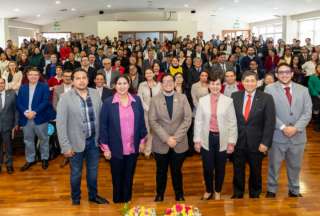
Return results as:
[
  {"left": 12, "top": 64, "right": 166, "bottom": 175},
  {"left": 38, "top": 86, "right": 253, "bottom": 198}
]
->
[
  {"left": 234, "top": 0, "right": 239, "bottom": 3},
  {"left": 55, "top": 0, "right": 61, "bottom": 4},
  {"left": 107, "top": 4, "right": 111, "bottom": 8},
  {"left": 273, "top": 7, "right": 279, "bottom": 10},
  {"left": 184, "top": 4, "right": 189, "bottom": 8},
  {"left": 36, "top": 14, "right": 41, "bottom": 17},
  {"left": 218, "top": 7, "right": 223, "bottom": 10},
  {"left": 13, "top": 8, "right": 20, "bottom": 12},
  {"left": 71, "top": 8, "right": 76, "bottom": 11}
]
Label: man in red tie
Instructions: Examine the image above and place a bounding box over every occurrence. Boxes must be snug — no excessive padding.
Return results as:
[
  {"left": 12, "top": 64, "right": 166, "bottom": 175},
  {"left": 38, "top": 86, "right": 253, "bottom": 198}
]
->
[{"left": 231, "top": 71, "right": 276, "bottom": 198}]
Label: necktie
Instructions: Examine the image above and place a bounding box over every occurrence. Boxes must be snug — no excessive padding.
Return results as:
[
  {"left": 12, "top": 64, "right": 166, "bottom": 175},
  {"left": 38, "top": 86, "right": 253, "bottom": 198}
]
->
[
  {"left": 0, "top": 92, "right": 3, "bottom": 110},
  {"left": 244, "top": 94, "right": 251, "bottom": 121},
  {"left": 285, "top": 87, "right": 292, "bottom": 106}
]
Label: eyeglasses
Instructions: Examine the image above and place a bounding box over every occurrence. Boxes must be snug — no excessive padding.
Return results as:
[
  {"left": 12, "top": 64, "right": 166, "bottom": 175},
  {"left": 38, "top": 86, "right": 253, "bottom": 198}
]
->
[{"left": 277, "top": 70, "right": 292, "bottom": 75}]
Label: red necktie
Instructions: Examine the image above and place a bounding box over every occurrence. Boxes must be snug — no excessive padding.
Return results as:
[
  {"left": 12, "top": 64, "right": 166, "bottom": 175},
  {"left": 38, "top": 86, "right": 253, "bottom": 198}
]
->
[
  {"left": 244, "top": 94, "right": 252, "bottom": 121},
  {"left": 285, "top": 87, "right": 292, "bottom": 106}
]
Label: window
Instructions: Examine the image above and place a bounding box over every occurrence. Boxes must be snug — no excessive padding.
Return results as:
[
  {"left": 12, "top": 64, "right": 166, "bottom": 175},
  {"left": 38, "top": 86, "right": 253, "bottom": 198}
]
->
[
  {"left": 251, "top": 23, "right": 282, "bottom": 41},
  {"left": 298, "top": 18, "right": 320, "bottom": 45},
  {"left": 41, "top": 32, "right": 71, "bottom": 40}
]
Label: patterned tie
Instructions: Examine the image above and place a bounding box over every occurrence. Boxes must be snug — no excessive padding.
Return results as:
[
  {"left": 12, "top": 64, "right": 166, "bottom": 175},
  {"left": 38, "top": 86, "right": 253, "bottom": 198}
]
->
[
  {"left": 244, "top": 94, "right": 252, "bottom": 121},
  {"left": 285, "top": 87, "right": 292, "bottom": 106}
]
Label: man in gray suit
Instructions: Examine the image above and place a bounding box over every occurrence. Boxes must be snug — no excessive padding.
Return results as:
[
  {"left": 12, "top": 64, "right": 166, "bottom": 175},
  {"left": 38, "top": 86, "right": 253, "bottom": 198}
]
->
[
  {"left": 56, "top": 69, "right": 108, "bottom": 205},
  {"left": 211, "top": 52, "right": 234, "bottom": 80},
  {"left": 265, "top": 63, "right": 312, "bottom": 198},
  {"left": 149, "top": 74, "right": 192, "bottom": 202},
  {"left": 0, "top": 78, "right": 17, "bottom": 174},
  {"left": 96, "top": 58, "right": 120, "bottom": 89}
]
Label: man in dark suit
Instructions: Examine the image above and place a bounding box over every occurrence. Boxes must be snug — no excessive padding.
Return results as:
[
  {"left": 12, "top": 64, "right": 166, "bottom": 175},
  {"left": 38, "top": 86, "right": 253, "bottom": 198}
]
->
[
  {"left": 94, "top": 73, "right": 113, "bottom": 102},
  {"left": 211, "top": 52, "right": 234, "bottom": 80},
  {"left": 231, "top": 71, "right": 276, "bottom": 198},
  {"left": 191, "top": 44, "right": 207, "bottom": 63},
  {"left": 63, "top": 53, "right": 81, "bottom": 71},
  {"left": 80, "top": 56, "right": 96, "bottom": 88},
  {"left": 17, "top": 67, "right": 55, "bottom": 171},
  {"left": 298, "top": 46, "right": 311, "bottom": 65},
  {"left": 240, "top": 47, "right": 263, "bottom": 73},
  {"left": 96, "top": 48, "right": 106, "bottom": 69},
  {"left": 143, "top": 49, "right": 156, "bottom": 73},
  {"left": 0, "top": 78, "right": 17, "bottom": 174}
]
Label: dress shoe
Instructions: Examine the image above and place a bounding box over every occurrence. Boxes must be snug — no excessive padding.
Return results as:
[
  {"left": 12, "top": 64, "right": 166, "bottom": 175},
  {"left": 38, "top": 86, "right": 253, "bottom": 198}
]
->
[
  {"left": 231, "top": 194, "right": 243, "bottom": 199},
  {"left": 6, "top": 166, "right": 14, "bottom": 174},
  {"left": 89, "top": 195, "right": 109, "bottom": 204},
  {"left": 176, "top": 196, "right": 185, "bottom": 202},
  {"left": 42, "top": 160, "right": 49, "bottom": 170},
  {"left": 288, "top": 191, "right": 303, "bottom": 197},
  {"left": 20, "top": 161, "right": 36, "bottom": 171},
  {"left": 72, "top": 200, "right": 80, "bottom": 205},
  {"left": 201, "top": 193, "right": 213, "bottom": 200},
  {"left": 266, "top": 191, "right": 276, "bottom": 198},
  {"left": 154, "top": 194, "right": 164, "bottom": 202}
]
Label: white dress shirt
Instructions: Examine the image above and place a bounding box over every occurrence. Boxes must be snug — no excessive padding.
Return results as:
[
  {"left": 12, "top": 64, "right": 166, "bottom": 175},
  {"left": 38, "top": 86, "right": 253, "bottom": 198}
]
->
[{"left": 0, "top": 90, "right": 5, "bottom": 109}]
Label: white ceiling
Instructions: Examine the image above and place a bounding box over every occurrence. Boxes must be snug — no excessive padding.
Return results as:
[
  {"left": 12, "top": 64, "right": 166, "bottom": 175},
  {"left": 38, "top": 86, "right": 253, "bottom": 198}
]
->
[{"left": 1, "top": 0, "right": 320, "bottom": 25}]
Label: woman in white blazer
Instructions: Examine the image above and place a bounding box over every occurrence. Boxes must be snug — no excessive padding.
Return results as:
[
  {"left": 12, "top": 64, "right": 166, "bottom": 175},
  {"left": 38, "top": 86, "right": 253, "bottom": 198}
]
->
[{"left": 194, "top": 74, "right": 238, "bottom": 200}]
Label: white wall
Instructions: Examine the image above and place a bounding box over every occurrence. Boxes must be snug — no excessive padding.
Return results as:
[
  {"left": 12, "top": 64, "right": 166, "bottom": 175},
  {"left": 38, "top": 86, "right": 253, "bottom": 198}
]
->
[
  {"left": 0, "top": 18, "right": 9, "bottom": 49},
  {"left": 41, "top": 11, "right": 178, "bottom": 36},
  {"left": 97, "top": 20, "right": 197, "bottom": 39},
  {"left": 7, "top": 20, "right": 41, "bottom": 46}
]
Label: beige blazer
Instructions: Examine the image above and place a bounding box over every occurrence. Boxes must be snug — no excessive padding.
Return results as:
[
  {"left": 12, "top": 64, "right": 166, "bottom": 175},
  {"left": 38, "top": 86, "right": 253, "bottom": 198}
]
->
[
  {"left": 149, "top": 92, "right": 192, "bottom": 154},
  {"left": 194, "top": 93, "right": 238, "bottom": 152}
]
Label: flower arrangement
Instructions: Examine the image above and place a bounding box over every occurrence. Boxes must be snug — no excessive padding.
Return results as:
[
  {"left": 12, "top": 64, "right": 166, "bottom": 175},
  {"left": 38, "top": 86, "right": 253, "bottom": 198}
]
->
[
  {"left": 122, "top": 203, "right": 157, "bottom": 216},
  {"left": 164, "top": 204, "right": 201, "bottom": 216}
]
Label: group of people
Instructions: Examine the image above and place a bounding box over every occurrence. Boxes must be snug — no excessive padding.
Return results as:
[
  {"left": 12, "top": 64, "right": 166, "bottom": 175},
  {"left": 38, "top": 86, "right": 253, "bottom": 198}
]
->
[{"left": 0, "top": 33, "right": 316, "bottom": 205}]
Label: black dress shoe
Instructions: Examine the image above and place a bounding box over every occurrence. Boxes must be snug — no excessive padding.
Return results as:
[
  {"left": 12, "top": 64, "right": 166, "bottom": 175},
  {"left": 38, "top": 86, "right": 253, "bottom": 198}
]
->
[
  {"left": 154, "top": 194, "right": 164, "bottom": 202},
  {"left": 42, "top": 160, "right": 49, "bottom": 170},
  {"left": 72, "top": 200, "right": 80, "bottom": 205},
  {"left": 6, "top": 166, "right": 14, "bottom": 174},
  {"left": 231, "top": 194, "right": 243, "bottom": 199},
  {"left": 176, "top": 196, "right": 185, "bottom": 202},
  {"left": 288, "top": 191, "right": 303, "bottom": 197},
  {"left": 266, "top": 191, "right": 276, "bottom": 198},
  {"left": 20, "top": 161, "right": 36, "bottom": 171},
  {"left": 89, "top": 195, "right": 109, "bottom": 204},
  {"left": 201, "top": 193, "right": 213, "bottom": 200}
]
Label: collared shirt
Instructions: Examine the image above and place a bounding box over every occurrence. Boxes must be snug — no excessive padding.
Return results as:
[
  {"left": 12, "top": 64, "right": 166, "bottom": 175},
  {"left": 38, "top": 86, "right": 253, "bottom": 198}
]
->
[
  {"left": 112, "top": 93, "right": 136, "bottom": 155},
  {"left": 0, "top": 90, "right": 5, "bottom": 109},
  {"left": 28, "top": 84, "right": 36, "bottom": 111},
  {"left": 281, "top": 82, "right": 293, "bottom": 94},
  {"left": 96, "top": 87, "right": 103, "bottom": 98},
  {"left": 76, "top": 90, "right": 96, "bottom": 139},
  {"left": 63, "top": 84, "right": 72, "bottom": 93},
  {"left": 104, "top": 69, "right": 112, "bottom": 88},
  {"left": 209, "top": 93, "right": 220, "bottom": 132},
  {"left": 242, "top": 90, "right": 256, "bottom": 116},
  {"left": 224, "top": 83, "right": 238, "bottom": 97}
]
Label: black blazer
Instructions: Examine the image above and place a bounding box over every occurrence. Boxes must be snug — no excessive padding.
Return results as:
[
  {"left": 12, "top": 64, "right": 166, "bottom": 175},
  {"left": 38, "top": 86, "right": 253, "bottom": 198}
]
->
[
  {"left": 0, "top": 90, "right": 18, "bottom": 131},
  {"left": 231, "top": 90, "right": 276, "bottom": 151},
  {"left": 63, "top": 60, "right": 81, "bottom": 71},
  {"left": 87, "top": 66, "right": 97, "bottom": 88},
  {"left": 101, "top": 87, "right": 114, "bottom": 102}
]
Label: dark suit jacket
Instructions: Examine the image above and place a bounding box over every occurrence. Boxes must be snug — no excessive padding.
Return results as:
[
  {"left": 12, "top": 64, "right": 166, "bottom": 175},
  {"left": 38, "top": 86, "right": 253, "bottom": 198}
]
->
[
  {"left": 86, "top": 67, "right": 97, "bottom": 88},
  {"left": 0, "top": 90, "right": 18, "bottom": 131},
  {"left": 17, "top": 82, "right": 55, "bottom": 126},
  {"left": 63, "top": 60, "right": 81, "bottom": 71},
  {"left": 231, "top": 90, "right": 276, "bottom": 151},
  {"left": 240, "top": 56, "right": 263, "bottom": 72},
  {"left": 101, "top": 87, "right": 113, "bottom": 102},
  {"left": 99, "top": 95, "right": 147, "bottom": 159},
  {"left": 211, "top": 62, "right": 234, "bottom": 79}
]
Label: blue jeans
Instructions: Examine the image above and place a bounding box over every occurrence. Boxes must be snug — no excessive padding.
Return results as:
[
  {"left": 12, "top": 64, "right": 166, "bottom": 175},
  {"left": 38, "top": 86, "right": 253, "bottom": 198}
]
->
[{"left": 69, "top": 137, "right": 99, "bottom": 202}]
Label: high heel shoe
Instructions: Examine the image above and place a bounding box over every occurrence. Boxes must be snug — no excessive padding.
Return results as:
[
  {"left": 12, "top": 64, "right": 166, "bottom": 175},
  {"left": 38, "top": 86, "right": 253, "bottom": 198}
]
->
[{"left": 201, "top": 193, "right": 213, "bottom": 200}]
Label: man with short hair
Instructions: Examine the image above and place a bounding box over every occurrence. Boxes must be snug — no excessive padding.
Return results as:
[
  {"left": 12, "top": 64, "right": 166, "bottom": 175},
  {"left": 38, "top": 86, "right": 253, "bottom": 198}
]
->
[
  {"left": 56, "top": 69, "right": 108, "bottom": 205},
  {"left": 0, "top": 78, "right": 17, "bottom": 174},
  {"left": 17, "top": 67, "right": 54, "bottom": 171},
  {"left": 97, "top": 58, "right": 120, "bottom": 89},
  {"left": 221, "top": 70, "right": 244, "bottom": 97},
  {"left": 265, "top": 63, "right": 312, "bottom": 198}
]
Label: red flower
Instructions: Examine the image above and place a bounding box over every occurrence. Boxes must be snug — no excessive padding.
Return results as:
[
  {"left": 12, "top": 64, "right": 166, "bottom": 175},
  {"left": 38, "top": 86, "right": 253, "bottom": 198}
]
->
[
  {"left": 185, "top": 206, "right": 191, "bottom": 213},
  {"left": 165, "top": 208, "right": 172, "bottom": 214},
  {"left": 175, "top": 204, "right": 183, "bottom": 213}
]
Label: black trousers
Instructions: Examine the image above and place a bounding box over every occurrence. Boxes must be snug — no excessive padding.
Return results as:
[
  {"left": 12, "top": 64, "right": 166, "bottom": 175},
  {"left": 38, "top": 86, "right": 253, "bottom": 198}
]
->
[
  {"left": 110, "top": 154, "right": 138, "bottom": 203},
  {"left": 154, "top": 149, "right": 186, "bottom": 199},
  {"left": 201, "top": 132, "right": 227, "bottom": 193},
  {"left": 233, "top": 148, "right": 264, "bottom": 198},
  {"left": 0, "top": 130, "right": 13, "bottom": 166}
]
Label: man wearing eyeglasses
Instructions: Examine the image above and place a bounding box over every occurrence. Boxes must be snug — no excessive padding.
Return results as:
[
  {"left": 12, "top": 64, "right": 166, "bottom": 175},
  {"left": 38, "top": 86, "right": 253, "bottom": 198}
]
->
[{"left": 265, "top": 63, "right": 312, "bottom": 198}]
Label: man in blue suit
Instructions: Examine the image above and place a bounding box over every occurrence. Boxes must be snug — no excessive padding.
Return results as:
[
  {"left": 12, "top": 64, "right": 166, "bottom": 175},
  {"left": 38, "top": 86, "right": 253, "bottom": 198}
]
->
[{"left": 17, "top": 67, "right": 54, "bottom": 171}]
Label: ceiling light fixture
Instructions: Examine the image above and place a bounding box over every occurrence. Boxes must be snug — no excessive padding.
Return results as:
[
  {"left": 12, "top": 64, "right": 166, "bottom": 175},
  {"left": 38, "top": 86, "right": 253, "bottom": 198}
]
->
[
  {"left": 273, "top": 7, "right": 279, "bottom": 10},
  {"left": 184, "top": 4, "right": 189, "bottom": 8},
  {"left": 55, "top": 0, "right": 61, "bottom": 4},
  {"left": 234, "top": 0, "right": 239, "bottom": 3},
  {"left": 107, "top": 4, "right": 111, "bottom": 8},
  {"left": 71, "top": 8, "right": 76, "bottom": 11},
  {"left": 36, "top": 14, "right": 41, "bottom": 17},
  {"left": 13, "top": 8, "right": 20, "bottom": 12}
]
